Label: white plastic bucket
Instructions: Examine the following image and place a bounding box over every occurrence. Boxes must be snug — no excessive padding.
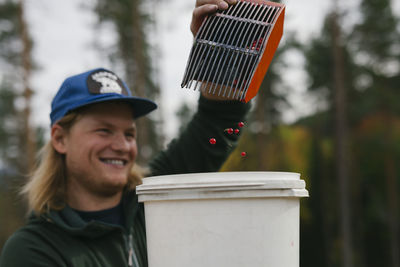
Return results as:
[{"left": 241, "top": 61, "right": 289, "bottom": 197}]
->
[{"left": 136, "top": 171, "right": 308, "bottom": 267}]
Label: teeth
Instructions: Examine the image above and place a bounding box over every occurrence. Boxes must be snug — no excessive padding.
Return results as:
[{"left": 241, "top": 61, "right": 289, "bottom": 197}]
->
[{"left": 103, "top": 159, "right": 125, "bottom": 166}]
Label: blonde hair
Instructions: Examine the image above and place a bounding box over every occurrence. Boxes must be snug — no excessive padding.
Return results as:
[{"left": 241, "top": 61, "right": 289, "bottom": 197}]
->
[{"left": 21, "top": 111, "right": 147, "bottom": 215}]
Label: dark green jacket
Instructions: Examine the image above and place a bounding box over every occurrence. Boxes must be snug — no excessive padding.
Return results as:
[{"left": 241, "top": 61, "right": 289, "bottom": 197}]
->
[{"left": 0, "top": 96, "right": 250, "bottom": 267}]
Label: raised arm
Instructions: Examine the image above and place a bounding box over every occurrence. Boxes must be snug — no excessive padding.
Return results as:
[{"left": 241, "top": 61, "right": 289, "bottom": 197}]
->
[
  {"left": 149, "top": 95, "right": 250, "bottom": 176},
  {"left": 148, "top": 0, "right": 248, "bottom": 176}
]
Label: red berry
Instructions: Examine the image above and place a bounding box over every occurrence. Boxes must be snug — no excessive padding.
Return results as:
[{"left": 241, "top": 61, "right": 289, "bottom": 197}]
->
[
  {"left": 241, "top": 152, "right": 246, "bottom": 157},
  {"left": 209, "top": 138, "right": 216, "bottom": 145},
  {"left": 234, "top": 129, "right": 240, "bottom": 134},
  {"left": 225, "top": 128, "right": 233, "bottom": 134},
  {"left": 238, "top": 122, "right": 244, "bottom": 128}
]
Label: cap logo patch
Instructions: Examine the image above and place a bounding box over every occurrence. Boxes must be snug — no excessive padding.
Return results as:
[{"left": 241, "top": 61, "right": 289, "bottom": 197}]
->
[{"left": 87, "top": 70, "right": 129, "bottom": 95}]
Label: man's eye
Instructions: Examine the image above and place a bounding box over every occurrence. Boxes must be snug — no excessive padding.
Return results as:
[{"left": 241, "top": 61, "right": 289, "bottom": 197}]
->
[
  {"left": 126, "top": 132, "right": 136, "bottom": 139},
  {"left": 97, "top": 128, "right": 111, "bottom": 134}
]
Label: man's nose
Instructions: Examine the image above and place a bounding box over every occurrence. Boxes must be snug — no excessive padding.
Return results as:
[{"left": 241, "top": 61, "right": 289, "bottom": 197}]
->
[{"left": 111, "top": 133, "right": 131, "bottom": 152}]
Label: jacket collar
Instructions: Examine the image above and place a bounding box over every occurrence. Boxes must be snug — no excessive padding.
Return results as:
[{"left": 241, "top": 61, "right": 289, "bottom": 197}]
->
[{"left": 32, "top": 189, "right": 139, "bottom": 238}]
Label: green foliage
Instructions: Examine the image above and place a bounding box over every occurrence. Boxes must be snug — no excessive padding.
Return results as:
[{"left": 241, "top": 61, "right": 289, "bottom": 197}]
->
[
  {"left": 0, "top": 0, "right": 20, "bottom": 67},
  {"left": 352, "top": 0, "right": 399, "bottom": 63},
  {"left": 0, "top": 0, "right": 398, "bottom": 264},
  {"left": 351, "top": 0, "right": 400, "bottom": 117},
  {"left": 222, "top": 125, "right": 312, "bottom": 176},
  {"left": 94, "top": 0, "right": 158, "bottom": 98},
  {"left": 0, "top": 0, "right": 25, "bottom": 178},
  {"left": 304, "top": 13, "right": 359, "bottom": 111},
  {"left": 0, "top": 82, "right": 21, "bottom": 169},
  {"left": 225, "top": 0, "right": 400, "bottom": 266},
  {"left": 299, "top": 0, "right": 400, "bottom": 265},
  {"left": 0, "top": 0, "right": 42, "bottom": 252},
  {"left": 252, "top": 33, "right": 294, "bottom": 127}
]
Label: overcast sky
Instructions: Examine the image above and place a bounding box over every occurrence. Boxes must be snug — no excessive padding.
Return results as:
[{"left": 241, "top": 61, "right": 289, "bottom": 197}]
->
[{"left": 24, "top": 0, "right": 398, "bottom": 142}]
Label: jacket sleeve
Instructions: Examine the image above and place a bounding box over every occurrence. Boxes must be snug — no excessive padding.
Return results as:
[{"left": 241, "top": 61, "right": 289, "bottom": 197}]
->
[
  {"left": 149, "top": 95, "right": 250, "bottom": 176},
  {"left": 0, "top": 229, "right": 65, "bottom": 267}
]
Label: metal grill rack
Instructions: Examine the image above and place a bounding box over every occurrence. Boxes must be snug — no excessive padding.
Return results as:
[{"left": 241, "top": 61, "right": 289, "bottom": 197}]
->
[{"left": 181, "top": 0, "right": 285, "bottom": 102}]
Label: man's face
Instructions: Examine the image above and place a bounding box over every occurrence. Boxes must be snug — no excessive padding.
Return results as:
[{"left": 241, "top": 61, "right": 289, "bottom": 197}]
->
[{"left": 58, "top": 102, "right": 137, "bottom": 197}]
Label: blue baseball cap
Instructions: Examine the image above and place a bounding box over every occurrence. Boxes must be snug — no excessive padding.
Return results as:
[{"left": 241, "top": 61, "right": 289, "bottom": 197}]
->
[{"left": 50, "top": 68, "right": 157, "bottom": 125}]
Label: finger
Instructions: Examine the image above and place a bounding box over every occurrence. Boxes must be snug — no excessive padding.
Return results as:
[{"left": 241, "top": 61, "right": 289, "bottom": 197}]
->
[
  {"left": 195, "top": 0, "right": 219, "bottom": 8},
  {"left": 191, "top": 0, "right": 238, "bottom": 36},
  {"left": 195, "top": 0, "right": 237, "bottom": 8},
  {"left": 191, "top": 4, "right": 218, "bottom": 36},
  {"left": 192, "top": 4, "right": 218, "bottom": 20},
  {"left": 218, "top": 1, "right": 229, "bottom": 10}
]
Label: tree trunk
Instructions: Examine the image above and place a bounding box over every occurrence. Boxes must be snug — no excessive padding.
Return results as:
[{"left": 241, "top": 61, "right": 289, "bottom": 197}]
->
[
  {"left": 383, "top": 115, "right": 400, "bottom": 267},
  {"left": 331, "top": 10, "right": 353, "bottom": 267},
  {"left": 131, "top": 0, "right": 149, "bottom": 164},
  {"left": 255, "top": 86, "right": 268, "bottom": 170},
  {"left": 17, "top": 0, "right": 36, "bottom": 173}
]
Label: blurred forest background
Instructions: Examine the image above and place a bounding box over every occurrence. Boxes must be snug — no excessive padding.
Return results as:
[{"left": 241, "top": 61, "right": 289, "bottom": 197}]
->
[{"left": 0, "top": 0, "right": 399, "bottom": 266}]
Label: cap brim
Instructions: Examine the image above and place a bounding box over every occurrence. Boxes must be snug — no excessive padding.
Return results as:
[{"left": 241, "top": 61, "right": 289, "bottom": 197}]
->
[{"left": 69, "top": 94, "right": 157, "bottom": 119}]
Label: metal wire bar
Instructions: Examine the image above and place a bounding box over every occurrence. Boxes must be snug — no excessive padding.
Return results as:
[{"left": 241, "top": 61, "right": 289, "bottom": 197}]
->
[
  {"left": 216, "top": 2, "right": 258, "bottom": 97},
  {"left": 181, "top": 14, "right": 212, "bottom": 87},
  {"left": 229, "top": 3, "right": 267, "bottom": 97},
  {"left": 228, "top": 3, "right": 271, "bottom": 99},
  {"left": 184, "top": 3, "right": 235, "bottom": 89},
  {"left": 183, "top": 15, "right": 218, "bottom": 88},
  {"left": 239, "top": 6, "right": 279, "bottom": 99},
  {"left": 195, "top": 15, "right": 230, "bottom": 92},
  {"left": 219, "top": 3, "right": 269, "bottom": 98},
  {"left": 195, "top": 39, "right": 259, "bottom": 54},
  {"left": 209, "top": 2, "right": 251, "bottom": 95},
  {"left": 208, "top": 1, "right": 255, "bottom": 95},
  {"left": 181, "top": 0, "right": 284, "bottom": 102},
  {"left": 214, "top": 13, "right": 272, "bottom": 26},
  {"left": 233, "top": 5, "right": 277, "bottom": 99},
  {"left": 182, "top": 42, "right": 200, "bottom": 87},
  {"left": 195, "top": 1, "right": 248, "bottom": 92},
  {"left": 187, "top": 2, "right": 242, "bottom": 90},
  {"left": 208, "top": 1, "right": 260, "bottom": 95},
  {"left": 234, "top": 8, "right": 276, "bottom": 100},
  {"left": 182, "top": 16, "right": 214, "bottom": 87},
  {"left": 267, "top": 6, "right": 279, "bottom": 23},
  {"left": 210, "top": 2, "right": 262, "bottom": 96}
]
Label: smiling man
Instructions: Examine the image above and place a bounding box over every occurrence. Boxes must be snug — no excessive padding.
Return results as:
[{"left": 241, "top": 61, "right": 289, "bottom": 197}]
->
[
  {"left": 0, "top": 1, "right": 248, "bottom": 266},
  {"left": 53, "top": 101, "right": 140, "bottom": 211}
]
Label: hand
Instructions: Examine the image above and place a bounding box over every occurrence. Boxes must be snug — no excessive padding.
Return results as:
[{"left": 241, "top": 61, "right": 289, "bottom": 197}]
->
[
  {"left": 190, "top": 0, "right": 237, "bottom": 37},
  {"left": 200, "top": 83, "right": 232, "bottom": 101}
]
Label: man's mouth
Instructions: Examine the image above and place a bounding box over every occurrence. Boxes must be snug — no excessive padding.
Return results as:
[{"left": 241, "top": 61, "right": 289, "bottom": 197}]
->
[{"left": 100, "top": 158, "right": 127, "bottom": 166}]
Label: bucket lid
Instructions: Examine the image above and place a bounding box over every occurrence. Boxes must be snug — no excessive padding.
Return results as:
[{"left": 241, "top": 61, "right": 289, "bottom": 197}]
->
[{"left": 137, "top": 172, "right": 309, "bottom": 202}]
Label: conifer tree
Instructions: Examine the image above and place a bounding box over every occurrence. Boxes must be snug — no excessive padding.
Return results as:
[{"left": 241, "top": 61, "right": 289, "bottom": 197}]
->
[
  {"left": 301, "top": 7, "right": 359, "bottom": 265},
  {"left": 0, "top": 0, "right": 38, "bottom": 251},
  {"left": 352, "top": 0, "right": 400, "bottom": 266},
  {"left": 93, "top": 0, "right": 163, "bottom": 164}
]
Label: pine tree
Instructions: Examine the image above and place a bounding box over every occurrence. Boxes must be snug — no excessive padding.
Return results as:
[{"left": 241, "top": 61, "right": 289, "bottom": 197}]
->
[
  {"left": 0, "top": 0, "right": 37, "bottom": 177},
  {"left": 352, "top": 0, "right": 400, "bottom": 266},
  {"left": 0, "top": 0, "right": 38, "bottom": 251},
  {"left": 93, "top": 0, "right": 163, "bottom": 164},
  {"left": 301, "top": 7, "right": 360, "bottom": 265},
  {"left": 331, "top": 8, "right": 353, "bottom": 267}
]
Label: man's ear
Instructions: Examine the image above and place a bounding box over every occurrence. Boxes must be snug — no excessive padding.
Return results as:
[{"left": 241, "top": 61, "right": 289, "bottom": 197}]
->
[{"left": 51, "top": 124, "right": 68, "bottom": 154}]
